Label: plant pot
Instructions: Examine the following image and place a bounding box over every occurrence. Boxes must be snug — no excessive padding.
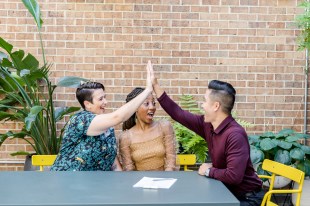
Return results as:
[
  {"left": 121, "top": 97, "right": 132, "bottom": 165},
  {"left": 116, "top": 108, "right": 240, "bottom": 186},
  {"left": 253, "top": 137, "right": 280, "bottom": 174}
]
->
[
  {"left": 24, "top": 154, "right": 39, "bottom": 171},
  {"left": 292, "top": 178, "right": 310, "bottom": 206},
  {"left": 262, "top": 175, "right": 291, "bottom": 188}
]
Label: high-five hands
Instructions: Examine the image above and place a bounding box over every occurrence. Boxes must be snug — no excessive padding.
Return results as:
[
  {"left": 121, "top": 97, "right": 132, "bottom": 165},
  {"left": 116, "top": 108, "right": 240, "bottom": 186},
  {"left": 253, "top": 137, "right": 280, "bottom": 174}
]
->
[
  {"left": 146, "top": 60, "right": 153, "bottom": 91},
  {"left": 148, "top": 60, "right": 156, "bottom": 86},
  {"left": 147, "top": 60, "right": 164, "bottom": 98}
]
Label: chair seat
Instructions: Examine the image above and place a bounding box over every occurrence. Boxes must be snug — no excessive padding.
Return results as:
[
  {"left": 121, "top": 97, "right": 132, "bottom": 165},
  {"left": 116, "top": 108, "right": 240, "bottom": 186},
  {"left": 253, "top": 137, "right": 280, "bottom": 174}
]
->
[
  {"left": 266, "top": 201, "right": 278, "bottom": 206},
  {"left": 32, "top": 155, "right": 57, "bottom": 171},
  {"left": 177, "top": 154, "right": 196, "bottom": 171},
  {"left": 259, "top": 159, "right": 305, "bottom": 206}
]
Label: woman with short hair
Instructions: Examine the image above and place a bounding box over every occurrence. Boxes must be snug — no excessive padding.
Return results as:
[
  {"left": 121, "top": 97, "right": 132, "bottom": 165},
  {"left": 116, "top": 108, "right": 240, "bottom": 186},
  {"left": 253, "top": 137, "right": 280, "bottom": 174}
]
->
[{"left": 51, "top": 62, "right": 153, "bottom": 171}]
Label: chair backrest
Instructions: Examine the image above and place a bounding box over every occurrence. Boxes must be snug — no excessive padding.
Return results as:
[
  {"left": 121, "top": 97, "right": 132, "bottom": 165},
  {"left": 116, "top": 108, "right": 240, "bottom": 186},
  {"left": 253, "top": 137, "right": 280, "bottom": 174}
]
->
[
  {"left": 32, "top": 155, "right": 57, "bottom": 171},
  {"left": 177, "top": 154, "right": 196, "bottom": 171},
  {"left": 260, "top": 159, "right": 305, "bottom": 206}
]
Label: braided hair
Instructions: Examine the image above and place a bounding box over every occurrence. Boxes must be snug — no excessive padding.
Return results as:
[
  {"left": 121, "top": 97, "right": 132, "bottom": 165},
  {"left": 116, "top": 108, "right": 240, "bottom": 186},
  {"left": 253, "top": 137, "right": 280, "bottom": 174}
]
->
[{"left": 122, "top": 87, "right": 145, "bottom": 130}]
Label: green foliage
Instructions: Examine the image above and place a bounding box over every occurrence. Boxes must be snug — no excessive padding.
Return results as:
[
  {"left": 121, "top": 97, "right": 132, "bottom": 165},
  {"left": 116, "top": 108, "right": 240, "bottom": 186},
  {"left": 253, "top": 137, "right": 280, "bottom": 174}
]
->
[
  {"left": 179, "top": 94, "right": 204, "bottom": 114},
  {"left": 248, "top": 129, "right": 310, "bottom": 176},
  {"left": 173, "top": 122, "right": 208, "bottom": 163},
  {"left": 232, "top": 111, "right": 254, "bottom": 128},
  {"left": 0, "top": 0, "right": 88, "bottom": 155},
  {"left": 171, "top": 95, "right": 207, "bottom": 163},
  {"left": 172, "top": 94, "right": 253, "bottom": 163},
  {"left": 296, "top": 1, "right": 310, "bottom": 52}
]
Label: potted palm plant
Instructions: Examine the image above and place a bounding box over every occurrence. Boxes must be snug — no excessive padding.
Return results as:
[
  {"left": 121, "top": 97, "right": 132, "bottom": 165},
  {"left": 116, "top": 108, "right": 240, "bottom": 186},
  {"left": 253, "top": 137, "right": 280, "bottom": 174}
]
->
[{"left": 0, "top": 0, "right": 87, "bottom": 169}]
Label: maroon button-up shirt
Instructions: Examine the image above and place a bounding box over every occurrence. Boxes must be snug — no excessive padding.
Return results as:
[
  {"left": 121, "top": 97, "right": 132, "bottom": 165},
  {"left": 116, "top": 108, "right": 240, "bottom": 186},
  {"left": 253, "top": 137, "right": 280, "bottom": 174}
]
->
[{"left": 158, "top": 92, "right": 262, "bottom": 197}]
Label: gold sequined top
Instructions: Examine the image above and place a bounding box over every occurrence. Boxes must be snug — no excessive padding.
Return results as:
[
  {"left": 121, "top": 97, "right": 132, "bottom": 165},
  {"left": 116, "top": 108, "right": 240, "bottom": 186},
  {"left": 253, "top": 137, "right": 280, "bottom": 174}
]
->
[{"left": 119, "top": 120, "right": 177, "bottom": 171}]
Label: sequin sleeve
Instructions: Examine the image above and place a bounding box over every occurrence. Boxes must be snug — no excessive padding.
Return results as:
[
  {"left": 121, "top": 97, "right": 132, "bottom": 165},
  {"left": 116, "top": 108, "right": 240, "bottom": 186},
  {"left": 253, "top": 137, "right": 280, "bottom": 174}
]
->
[
  {"left": 160, "top": 120, "right": 178, "bottom": 171},
  {"left": 119, "top": 130, "right": 135, "bottom": 171}
]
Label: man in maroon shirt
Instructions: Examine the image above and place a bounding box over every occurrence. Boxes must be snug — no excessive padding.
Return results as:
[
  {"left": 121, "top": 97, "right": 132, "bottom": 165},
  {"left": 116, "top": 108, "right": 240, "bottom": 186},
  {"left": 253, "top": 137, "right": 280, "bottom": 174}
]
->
[{"left": 149, "top": 62, "right": 264, "bottom": 206}]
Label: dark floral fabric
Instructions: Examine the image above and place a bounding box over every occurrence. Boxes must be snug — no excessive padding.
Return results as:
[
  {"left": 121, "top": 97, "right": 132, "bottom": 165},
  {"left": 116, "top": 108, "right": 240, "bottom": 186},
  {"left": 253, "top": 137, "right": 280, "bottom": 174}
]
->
[{"left": 50, "top": 110, "right": 117, "bottom": 171}]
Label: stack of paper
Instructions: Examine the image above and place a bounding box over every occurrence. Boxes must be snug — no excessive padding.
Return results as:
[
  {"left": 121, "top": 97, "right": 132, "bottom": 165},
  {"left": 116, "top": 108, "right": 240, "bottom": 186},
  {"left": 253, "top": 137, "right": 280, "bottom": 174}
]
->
[{"left": 133, "top": 177, "right": 177, "bottom": 189}]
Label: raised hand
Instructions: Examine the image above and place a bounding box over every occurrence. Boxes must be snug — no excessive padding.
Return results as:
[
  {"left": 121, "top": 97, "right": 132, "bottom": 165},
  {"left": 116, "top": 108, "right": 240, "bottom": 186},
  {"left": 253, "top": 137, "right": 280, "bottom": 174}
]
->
[
  {"left": 147, "top": 60, "right": 157, "bottom": 86},
  {"left": 147, "top": 60, "right": 164, "bottom": 98},
  {"left": 146, "top": 60, "right": 153, "bottom": 91}
]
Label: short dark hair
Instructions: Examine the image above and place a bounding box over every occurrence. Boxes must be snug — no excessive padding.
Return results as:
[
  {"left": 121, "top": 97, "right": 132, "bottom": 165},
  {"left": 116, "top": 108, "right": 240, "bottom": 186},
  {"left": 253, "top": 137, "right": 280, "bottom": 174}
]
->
[
  {"left": 208, "top": 80, "right": 236, "bottom": 114},
  {"left": 122, "top": 87, "right": 145, "bottom": 130},
  {"left": 76, "top": 82, "right": 105, "bottom": 109}
]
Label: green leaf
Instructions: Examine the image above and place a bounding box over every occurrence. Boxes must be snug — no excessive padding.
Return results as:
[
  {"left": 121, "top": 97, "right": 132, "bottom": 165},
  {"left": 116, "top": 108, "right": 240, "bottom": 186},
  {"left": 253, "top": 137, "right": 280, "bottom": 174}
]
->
[
  {"left": 22, "top": 53, "right": 39, "bottom": 70},
  {"left": 248, "top": 135, "right": 260, "bottom": 144},
  {"left": 292, "top": 142, "right": 302, "bottom": 148},
  {"left": 277, "top": 140, "right": 292, "bottom": 150},
  {"left": 10, "top": 151, "right": 31, "bottom": 156},
  {"left": 296, "top": 161, "right": 306, "bottom": 173},
  {"left": 25, "top": 106, "right": 44, "bottom": 131},
  {"left": 0, "top": 37, "right": 13, "bottom": 53},
  {"left": 11, "top": 50, "right": 26, "bottom": 70},
  {"left": 286, "top": 134, "right": 307, "bottom": 142},
  {"left": 0, "top": 96, "right": 17, "bottom": 107},
  {"left": 10, "top": 72, "right": 26, "bottom": 87},
  {"left": 24, "top": 65, "right": 49, "bottom": 83},
  {"left": 0, "top": 111, "right": 21, "bottom": 121},
  {"left": 274, "top": 150, "right": 291, "bottom": 165},
  {"left": 260, "top": 138, "right": 277, "bottom": 151},
  {"left": 290, "top": 148, "right": 305, "bottom": 160},
  {"left": 257, "top": 163, "right": 269, "bottom": 178},
  {"left": 0, "top": 58, "right": 13, "bottom": 68},
  {"left": 261, "top": 132, "right": 275, "bottom": 138},
  {"left": 293, "top": 133, "right": 310, "bottom": 139},
  {"left": 0, "top": 131, "right": 28, "bottom": 147},
  {"left": 304, "top": 159, "right": 310, "bottom": 176},
  {"left": 250, "top": 146, "right": 264, "bottom": 164},
  {"left": 0, "top": 133, "right": 9, "bottom": 146},
  {"left": 57, "top": 76, "right": 89, "bottom": 88},
  {"left": 54, "top": 107, "right": 80, "bottom": 121},
  {"left": 0, "top": 76, "right": 16, "bottom": 92},
  {"left": 236, "top": 118, "right": 254, "bottom": 128},
  {"left": 22, "top": 0, "right": 42, "bottom": 29},
  {"left": 277, "top": 128, "right": 295, "bottom": 137},
  {"left": 301, "top": 145, "right": 310, "bottom": 155}
]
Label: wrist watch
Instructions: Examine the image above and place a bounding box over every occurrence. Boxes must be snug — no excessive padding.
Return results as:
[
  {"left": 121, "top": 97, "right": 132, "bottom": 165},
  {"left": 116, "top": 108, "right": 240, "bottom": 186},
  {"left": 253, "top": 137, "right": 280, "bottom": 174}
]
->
[{"left": 205, "top": 168, "right": 211, "bottom": 177}]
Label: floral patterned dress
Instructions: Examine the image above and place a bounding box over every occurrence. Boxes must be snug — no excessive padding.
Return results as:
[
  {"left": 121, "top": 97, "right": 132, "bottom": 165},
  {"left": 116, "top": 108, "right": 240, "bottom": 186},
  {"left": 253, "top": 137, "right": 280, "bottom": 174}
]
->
[{"left": 50, "top": 110, "right": 117, "bottom": 171}]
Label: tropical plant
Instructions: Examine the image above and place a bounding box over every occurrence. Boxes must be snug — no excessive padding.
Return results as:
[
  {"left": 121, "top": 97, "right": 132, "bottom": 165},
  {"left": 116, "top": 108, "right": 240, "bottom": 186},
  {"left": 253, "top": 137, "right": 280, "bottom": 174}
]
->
[
  {"left": 172, "top": 94, "right": 253, "bottom": 163},
  {"left": 248, "top": 129, "right": 310, "bottom": 177},
  {"left": 0, "top": 0, "right": 87, "bottom": 155}
]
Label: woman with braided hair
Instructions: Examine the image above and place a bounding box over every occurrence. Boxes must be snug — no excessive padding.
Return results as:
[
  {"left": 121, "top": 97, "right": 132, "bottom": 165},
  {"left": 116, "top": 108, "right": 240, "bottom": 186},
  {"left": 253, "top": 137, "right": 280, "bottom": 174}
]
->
[{"left": 119, "top": 87, "right": 178, "bottom": 171}]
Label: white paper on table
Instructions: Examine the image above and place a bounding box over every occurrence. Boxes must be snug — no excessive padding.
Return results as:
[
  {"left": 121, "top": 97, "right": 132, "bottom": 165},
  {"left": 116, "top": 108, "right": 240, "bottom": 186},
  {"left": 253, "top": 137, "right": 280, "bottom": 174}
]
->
[{"left": 133, "top": 177, "right": 177, "bottom": 189}]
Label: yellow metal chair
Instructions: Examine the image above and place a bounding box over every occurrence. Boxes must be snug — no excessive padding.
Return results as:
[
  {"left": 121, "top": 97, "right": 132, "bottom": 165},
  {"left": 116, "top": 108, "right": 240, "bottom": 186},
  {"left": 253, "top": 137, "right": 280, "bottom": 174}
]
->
[
  {"left": 259, "top": 159, "right": 305, "bottom": 206},
  {"left": 31, "top": 155, "right": 57, "bottom": 171},
  {"left": 177, "top": 154, "right": 196, "bottom": 171}
]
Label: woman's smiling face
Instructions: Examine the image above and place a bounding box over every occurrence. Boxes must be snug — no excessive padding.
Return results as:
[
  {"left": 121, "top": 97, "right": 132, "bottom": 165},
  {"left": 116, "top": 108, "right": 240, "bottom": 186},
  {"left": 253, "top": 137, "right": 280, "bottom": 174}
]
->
[{"left": 85, "top": 89, "right": 108, "bottom": 115}]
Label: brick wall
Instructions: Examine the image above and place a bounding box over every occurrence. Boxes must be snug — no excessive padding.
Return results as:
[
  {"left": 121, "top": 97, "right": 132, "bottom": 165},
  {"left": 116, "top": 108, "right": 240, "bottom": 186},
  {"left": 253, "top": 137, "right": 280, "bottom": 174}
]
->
[{"left": 0, "top": 0, "right": 309, "bottom": 170}]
